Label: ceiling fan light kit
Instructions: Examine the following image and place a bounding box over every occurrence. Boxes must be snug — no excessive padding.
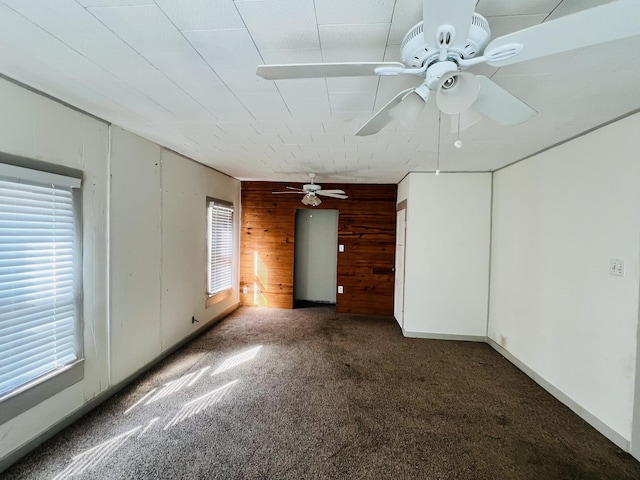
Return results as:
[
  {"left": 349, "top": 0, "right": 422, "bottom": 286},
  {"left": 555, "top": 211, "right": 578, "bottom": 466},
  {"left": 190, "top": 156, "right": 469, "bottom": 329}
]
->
[
  {"left": 301, "top": 193, "right": 322, "bottom": 207},
  {"left": 256, "top": 0, "right": 640, "bottom": 137},
  {"left": 435, "top": 71, "right": 480, "bottom": 115},
  {"left": 272, "top": 173, "right": 348, "bottom": 207}
]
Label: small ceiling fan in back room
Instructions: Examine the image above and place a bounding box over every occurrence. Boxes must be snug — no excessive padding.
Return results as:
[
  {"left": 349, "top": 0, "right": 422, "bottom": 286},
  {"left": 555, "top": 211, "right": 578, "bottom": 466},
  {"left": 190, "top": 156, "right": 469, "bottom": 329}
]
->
[
  {"left": 272, "top": 173, "right": 348, "bottom": 207},
  {"left": 256, "top": 0, "right": 640, "bottom": 136}
]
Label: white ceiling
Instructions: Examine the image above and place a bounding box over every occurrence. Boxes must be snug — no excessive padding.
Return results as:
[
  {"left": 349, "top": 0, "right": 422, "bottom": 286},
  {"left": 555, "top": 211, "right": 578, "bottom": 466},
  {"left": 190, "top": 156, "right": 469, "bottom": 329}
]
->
[{"left": 0, "top": 0, "right": 639, "bottom": 184}]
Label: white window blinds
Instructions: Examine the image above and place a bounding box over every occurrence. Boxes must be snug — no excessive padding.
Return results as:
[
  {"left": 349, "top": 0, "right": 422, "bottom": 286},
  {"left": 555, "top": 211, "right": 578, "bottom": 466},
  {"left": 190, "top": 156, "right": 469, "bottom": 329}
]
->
[
  {"left": 0, "top": 169, "right": 81, "bottom": 399},
  {"left": 207, "top": 200, "right": 233, "bottom": 296}
]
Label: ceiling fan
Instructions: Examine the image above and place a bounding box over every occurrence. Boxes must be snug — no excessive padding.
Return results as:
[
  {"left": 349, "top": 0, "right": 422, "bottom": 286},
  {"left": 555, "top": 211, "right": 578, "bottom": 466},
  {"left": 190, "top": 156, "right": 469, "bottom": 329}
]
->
[
  {"left": 257, "top": 0, "right": 640, "bottom": 136},
  {"left": 272, "top": 173, "right": 348, "bottom": 207}
]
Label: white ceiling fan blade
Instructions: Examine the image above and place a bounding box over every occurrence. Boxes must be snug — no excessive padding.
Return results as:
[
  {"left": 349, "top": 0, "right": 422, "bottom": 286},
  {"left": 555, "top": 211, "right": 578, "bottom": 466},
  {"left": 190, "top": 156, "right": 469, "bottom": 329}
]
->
[
  {"left": 273, "top": 191, "right": 304, "bottom": 194},
  {"left": 472, "top": 76, "right": 537, "bottom": 126},
  {"left": 317, "top": 192, "right": 348, "bottom": 199},
  {"left": 388, "top": 91, "right": 427, "bottom": 130},
  {"left": 256, "top": 62, "right": 406, "bottom": 80},
  {"left": 286, "top": 186, "right": 305, "bottom": 191},
  {"left": 448, "top": 109, "right": 483, "bottom": 134},
  {"left": 317, "top": 189, "right": 346, "bottom": 195},
  {"left": 422, "top": 0, "right": 477, "bottom": 47},
  {"left": 355, "top": 88, "right": 414, "bottom": 136},
  {"left": 485, "top": 0, "right": 640, "bottom": 67}
]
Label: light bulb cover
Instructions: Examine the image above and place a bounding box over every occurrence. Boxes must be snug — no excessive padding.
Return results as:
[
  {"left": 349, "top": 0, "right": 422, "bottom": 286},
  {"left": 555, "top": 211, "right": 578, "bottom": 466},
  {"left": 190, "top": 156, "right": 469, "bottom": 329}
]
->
[
  {"left": 436, "top": 71, "right": 480, "bottom": 115},
  {"left": 302, "top": 193, "right": 321, "bottom": 207}
]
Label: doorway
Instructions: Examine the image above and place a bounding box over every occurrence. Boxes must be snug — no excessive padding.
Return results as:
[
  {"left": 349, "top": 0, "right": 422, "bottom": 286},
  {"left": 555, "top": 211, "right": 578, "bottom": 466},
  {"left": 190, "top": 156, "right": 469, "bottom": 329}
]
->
[
  {"left": 294, "top": 209, "right": 339, "bottom": 307},
  {"left": 394, "top": 208, "right": 406, "bottom": 328}
]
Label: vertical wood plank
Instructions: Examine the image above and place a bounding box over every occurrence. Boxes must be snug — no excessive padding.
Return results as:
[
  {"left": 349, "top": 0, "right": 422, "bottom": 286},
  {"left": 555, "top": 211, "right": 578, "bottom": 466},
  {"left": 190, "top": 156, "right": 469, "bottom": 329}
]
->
[{"left": 240, "top": 182, "right": 397, "bottom": 315}]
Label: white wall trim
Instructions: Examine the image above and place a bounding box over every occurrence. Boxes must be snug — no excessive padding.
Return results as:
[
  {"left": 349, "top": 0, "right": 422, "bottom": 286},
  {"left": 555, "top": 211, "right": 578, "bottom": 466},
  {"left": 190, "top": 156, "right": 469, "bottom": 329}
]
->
[
  {"left": 0, "top": 303, "right": 239, "bottom": 474},
  {"left": 402, "top": 330, "right": 487, "bottom": 343},
  {"left": 399, "top": 327, "right": 633, "bottom": 453},
  {"left": 632, "top": 294, "right": 640, "bottom": 459},
  {"left": 488, "top": 338, "right": 631, "bottom": 452}
]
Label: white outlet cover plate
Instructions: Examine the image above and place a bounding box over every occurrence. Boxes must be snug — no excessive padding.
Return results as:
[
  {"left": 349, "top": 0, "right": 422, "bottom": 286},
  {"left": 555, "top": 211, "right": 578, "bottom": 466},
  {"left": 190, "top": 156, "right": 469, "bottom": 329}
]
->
[{"left": 609, "top": 258, "right": 625, "bottom": 277}]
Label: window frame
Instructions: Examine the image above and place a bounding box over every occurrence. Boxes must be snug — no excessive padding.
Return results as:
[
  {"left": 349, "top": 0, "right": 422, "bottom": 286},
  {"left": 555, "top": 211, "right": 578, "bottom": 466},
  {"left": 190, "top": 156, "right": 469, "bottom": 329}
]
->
[
  {"left": 205, "top": 197, "right": 234, "bottom": 307},
  {"left": 0, "top": 156, "right": 84, "bottom": 424}
]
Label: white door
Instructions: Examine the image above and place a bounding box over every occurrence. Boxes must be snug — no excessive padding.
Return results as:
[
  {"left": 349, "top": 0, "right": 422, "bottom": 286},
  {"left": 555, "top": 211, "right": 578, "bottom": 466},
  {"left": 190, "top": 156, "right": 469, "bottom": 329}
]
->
[
  {"left": 394, "top": 209, "right": 406, "bottom": 328},
  {"left": 294, "top": 209, "right": 339, "bottom": 303}
]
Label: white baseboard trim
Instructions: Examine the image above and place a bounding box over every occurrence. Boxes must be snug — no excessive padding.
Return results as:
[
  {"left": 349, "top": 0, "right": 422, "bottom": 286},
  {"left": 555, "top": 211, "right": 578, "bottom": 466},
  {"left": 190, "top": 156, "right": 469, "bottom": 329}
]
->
[
  {"left": 487, "top": 338, "right": 630, "bottom": 452},
  {"left": 0, "top": 302, "right": 240, "bottom": 474},
  {"left": 402, "top": 329, "right": 487, "bottom": 343}
]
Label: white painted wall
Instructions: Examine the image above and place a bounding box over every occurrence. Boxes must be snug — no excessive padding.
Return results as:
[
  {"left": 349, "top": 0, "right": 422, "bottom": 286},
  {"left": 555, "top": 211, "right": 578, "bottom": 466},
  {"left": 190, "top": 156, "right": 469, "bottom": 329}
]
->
[
  {"left": 397, "top": 174, "right": 410, "bottom": 203},
  {"left": 160, "top": 150, "right": 239, "bottom": 350},
  {"left": 0, "top": 78, "right": 240, "bottom": 466},
  {"left": 294, "top": 209, "right": 338, "bottom": 303},
  {"left": 0, "top": 78, "right": 110, "bottom": 464},
  {"left": 489, "top": 113, "right": 640, "bottom": 446},
  {"left": 401, "top": 173, "right": 491, "bottom": 338},
  {"left": 109, "top": 131, "right": 240, "bottom": 385},
  {"left": 394, "top": 208, "right": 406, "bottom": 328},
  {"left": 109, "top": 127, "right": 162, "bottom": 384}
]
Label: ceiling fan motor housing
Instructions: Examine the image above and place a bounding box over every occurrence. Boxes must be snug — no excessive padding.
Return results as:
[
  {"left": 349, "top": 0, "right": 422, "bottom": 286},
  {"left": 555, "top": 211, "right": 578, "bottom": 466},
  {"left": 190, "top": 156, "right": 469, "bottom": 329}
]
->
[
  {"left": 303, "top": 184, "right": 321, "bottom": 192},
  {"left": 401, "top": 13, "right": 491, "bottom": 69}
]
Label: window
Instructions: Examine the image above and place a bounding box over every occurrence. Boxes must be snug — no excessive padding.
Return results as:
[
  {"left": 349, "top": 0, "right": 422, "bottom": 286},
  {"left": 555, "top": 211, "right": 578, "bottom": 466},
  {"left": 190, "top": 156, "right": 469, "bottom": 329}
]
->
[
  {"left": 0, "top": 161, "right": 83, "bottom": 422},
  {"left": 206, "top": 198, "right": 233, "bottom": 303}
]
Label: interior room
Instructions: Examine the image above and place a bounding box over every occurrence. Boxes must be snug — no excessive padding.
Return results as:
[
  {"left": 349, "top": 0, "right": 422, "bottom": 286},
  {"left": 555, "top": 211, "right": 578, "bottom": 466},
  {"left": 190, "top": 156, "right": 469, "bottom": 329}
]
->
[{"left": 0, "top": 0, "right": 639, "bottom": 476}]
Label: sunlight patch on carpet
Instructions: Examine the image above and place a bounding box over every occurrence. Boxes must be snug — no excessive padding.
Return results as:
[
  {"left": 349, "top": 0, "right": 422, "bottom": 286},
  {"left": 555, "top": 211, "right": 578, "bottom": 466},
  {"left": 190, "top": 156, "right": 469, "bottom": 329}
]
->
[
  {"left": 123, "top": 367, "right": 211, "bottom": 414},
  {"left": 212, "top": 345, "right": 262, "bottom": 375},
  {"left": 164, "top": 380, "right": 238, "bottom": 430},
  {"left": 52, "top": 427, "right": 141, "bottom": 480}
]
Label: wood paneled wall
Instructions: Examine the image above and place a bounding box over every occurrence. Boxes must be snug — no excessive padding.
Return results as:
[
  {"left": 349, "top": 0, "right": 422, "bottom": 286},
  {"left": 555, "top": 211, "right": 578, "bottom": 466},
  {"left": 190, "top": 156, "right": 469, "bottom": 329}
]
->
[{"left": 241, "top": 182, "right": 397, "bottom": 315}]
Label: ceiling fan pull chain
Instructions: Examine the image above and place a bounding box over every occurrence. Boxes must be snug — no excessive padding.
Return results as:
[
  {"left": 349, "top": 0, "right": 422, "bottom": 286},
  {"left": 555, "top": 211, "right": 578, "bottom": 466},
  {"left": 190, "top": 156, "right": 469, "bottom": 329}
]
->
[
  {"left": 436, "top": 111, "right": 441, "bottom": 176},
  {"left": 455, "top": 114, "right": 463, "bottom": 149}
]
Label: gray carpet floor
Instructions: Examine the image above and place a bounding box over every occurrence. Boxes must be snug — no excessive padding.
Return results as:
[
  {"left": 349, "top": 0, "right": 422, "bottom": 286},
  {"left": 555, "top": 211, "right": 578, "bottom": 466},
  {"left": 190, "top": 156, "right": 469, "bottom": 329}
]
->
[{"left": 4, "top": 305, "right": 640, "bottom": 479}]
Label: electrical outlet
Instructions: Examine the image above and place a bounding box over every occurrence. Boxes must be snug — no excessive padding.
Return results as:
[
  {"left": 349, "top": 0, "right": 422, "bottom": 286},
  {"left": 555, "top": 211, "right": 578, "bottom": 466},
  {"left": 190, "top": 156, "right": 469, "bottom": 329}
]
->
[
  {"left": 243, "top": 285, "right": 248, "bottom": 294},
  {"left": 338, "top": 244, "right": 345, "bottom": 252},
  {"left": 338, "top": 286, "right": 344, "bottom": 294},
  {"left": 609, "top": 258, "right": 625, "bottom": 277}
]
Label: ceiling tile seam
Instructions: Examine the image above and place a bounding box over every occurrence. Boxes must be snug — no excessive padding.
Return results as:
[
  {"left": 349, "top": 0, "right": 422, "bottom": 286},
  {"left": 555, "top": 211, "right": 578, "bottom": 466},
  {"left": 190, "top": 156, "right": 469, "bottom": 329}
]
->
[
  {"left": 178, "top": 27, "right": 252, "bottom": 34},
  {"left": 493, "top": 106, "right": 640, "bottom": 174},
  {"left": 170, "top": 73, "right": 241, "bottom": 124},
  {"left": 317, "top": 22, "right": 393, "bottom": 28},
  {"left": 367, "top": 16, "right": 396, "bottom": 120},
  {"left": 266, "top": 81, "right": 293, "bottom": 118},
  {"left": 311, "top": 0, "right": 322, "bottom": 60},
  {"left": 388, "top": 0, "right": 401, "bottom": 32},
  {"left": 285, "top": 121, "right": 296, "bottom": 135},
  {"left": 225, "top": 1, "right": 295, "bottom": 120},
  {"left": 70, "top": 4, "right": 209, "bottom": 119},
  {"left": 484, "top": 13, "right": 555, "bottom": 19},
  {"left": 0, "top": 71, "right": 109, "bottom": 124},
  {"left": 83, "top": 3, "right": 244, "bottom": 122},
  {"left": 158, "top": 32, "right": 262, "bottom": 121},
  {"left": 543, "top": 0, "right": 567, "bottom": 22},
  {"left": 1, "top": 1, "right": 173, "bottom": 119},
  {"left": 309, "top": 0, "right": 334, "bottom": 122}
]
